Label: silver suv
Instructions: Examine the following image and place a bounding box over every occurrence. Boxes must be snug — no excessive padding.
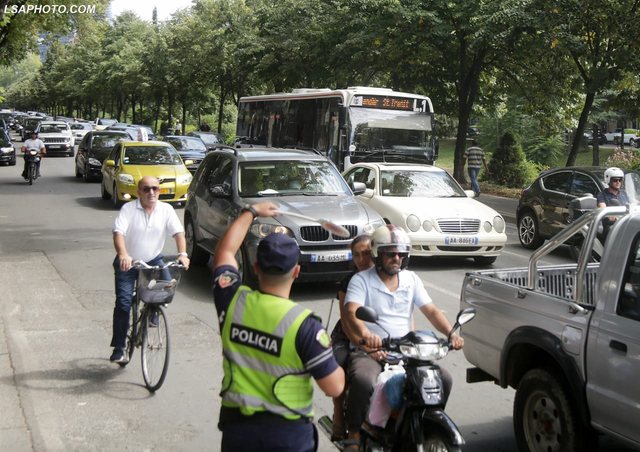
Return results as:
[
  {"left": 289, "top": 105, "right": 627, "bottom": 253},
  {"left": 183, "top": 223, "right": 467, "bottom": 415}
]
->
[{"left": 184, "top": 147, "right": 385, "bottom": 283}]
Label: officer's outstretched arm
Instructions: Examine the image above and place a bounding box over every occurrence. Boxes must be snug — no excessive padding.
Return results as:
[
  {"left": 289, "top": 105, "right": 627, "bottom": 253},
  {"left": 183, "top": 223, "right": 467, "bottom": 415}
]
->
[
  {"left": 212, "top": 202, "right": 279, "bottom": 271},
  {"left": 315, "top": 367, "right": 345, "bottom": 398}
]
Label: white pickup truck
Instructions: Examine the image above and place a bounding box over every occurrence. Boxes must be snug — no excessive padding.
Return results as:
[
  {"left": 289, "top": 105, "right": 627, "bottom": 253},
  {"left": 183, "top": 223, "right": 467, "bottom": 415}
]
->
[{"left": 460, "top": 179, "right": 640, "bottom": 451}]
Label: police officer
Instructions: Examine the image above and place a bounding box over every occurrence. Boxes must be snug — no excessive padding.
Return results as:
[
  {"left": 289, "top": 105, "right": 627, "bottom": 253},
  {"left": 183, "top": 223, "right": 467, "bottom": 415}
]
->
[{"left": 212, "top": 201, "right": 345, "bottom": 452}]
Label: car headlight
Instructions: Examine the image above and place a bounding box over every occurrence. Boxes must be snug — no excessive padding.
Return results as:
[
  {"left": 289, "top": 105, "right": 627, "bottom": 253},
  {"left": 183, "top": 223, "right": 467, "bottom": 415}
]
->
[
  {"left": 88, "top": 158, "right": 102, "bottom": 166},
  {"left": 422, "top": 220, "right": 434, "bottom": 232},
  {"left": 178, "top": 173, "right": 192, "bottom": 185},
  {"left": 406, "top": 215, "right": 421, "bottom": 232},
  {"left": 363, "top": 218, "right": 386, "bottom": 234},
  {"left": 399, "top": 343, "right": 447, "bottom": 360},
  {"left": 483, "top": 221, "right": 493, "bottom": 232},
  {"left": 250, "top": 223, "right": 293, "bottom": 238},
  {"left": 1, "top": 147, "right": 13, "bottom": 154},
  {"left": 493, "top": 216, "right": 505, "bottom": 233},
  {"left": 117, "top": 173, "right": 135, "bottom": 185}
]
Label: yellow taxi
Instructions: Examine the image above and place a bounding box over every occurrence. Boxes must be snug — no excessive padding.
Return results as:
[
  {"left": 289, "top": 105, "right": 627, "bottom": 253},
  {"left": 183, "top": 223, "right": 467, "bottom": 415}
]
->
[{"left": 101, "top": 141, "right": 192, "bottom": 206}]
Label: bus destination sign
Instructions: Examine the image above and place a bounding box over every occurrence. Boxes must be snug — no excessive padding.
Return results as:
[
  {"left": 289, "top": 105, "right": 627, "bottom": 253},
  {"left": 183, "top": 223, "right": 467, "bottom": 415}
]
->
[{"left": 352, "top": 95, "right": 415, "bottom": 111}]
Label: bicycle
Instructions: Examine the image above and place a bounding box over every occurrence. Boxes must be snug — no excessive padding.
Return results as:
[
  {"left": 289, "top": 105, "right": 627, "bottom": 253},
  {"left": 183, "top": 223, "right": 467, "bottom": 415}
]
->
[{"left": 119, "top": 257, "right": 185, "bottom": 392}]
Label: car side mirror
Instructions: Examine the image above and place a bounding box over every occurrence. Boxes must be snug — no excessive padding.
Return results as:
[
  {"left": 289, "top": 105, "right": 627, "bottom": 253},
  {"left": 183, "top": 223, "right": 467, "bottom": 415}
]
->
[
  {"left": 464, "top": 190, "right": 476, "bottom": 198},
  {"left": 104, "top": 160, "right": 115, "bottom": 168},
  {"left": 350, "top": 181, "right": 366, "bottom": 195}
]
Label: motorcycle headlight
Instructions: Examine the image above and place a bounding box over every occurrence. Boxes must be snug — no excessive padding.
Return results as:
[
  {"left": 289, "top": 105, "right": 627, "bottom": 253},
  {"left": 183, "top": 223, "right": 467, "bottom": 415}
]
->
[
  {"left": 178, "top": 173, "right": 192, "bottom": 185},
  {"left": 250, "top": 223, "right": 293, "bottom": 238},
  {"left": 88, "top": 158, "right": 102, "bottom": 166},
  {"left": 399, "top": 343, "right": 447, "bottom": 360},
  {"left": 493, "top": 216, "right": 505, "bottom": 233},
  {"left": 118, "top": 173, "right": 135, "bottom": 185},
  {"left": 406, "top": 215, "right": 421, "bottom": 232}
]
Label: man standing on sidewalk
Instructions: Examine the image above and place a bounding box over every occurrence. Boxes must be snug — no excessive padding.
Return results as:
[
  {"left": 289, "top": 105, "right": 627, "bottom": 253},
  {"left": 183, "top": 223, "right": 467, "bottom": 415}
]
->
[{"left": 464, "top": 139, "right": 488, "bottom": 197}]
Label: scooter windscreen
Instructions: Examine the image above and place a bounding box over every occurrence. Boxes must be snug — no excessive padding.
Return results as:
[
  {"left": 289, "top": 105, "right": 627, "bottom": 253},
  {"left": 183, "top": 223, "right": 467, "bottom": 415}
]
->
[{"left": 624, "top": 172, "right": 640, "bottom": 205}]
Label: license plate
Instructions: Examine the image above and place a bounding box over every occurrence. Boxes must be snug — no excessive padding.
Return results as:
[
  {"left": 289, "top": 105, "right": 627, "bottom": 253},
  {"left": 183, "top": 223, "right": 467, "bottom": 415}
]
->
[
  {"left": 445, "top": 236, "right": 479, "bottom": 245},
  {"left": 160, "top": 187, "right": 174, "bottom": 195},
  {"left": 310, "top": 252, "right": 352, "bottom": 263},
  {"left": 48, "top": 145, "right": 61, "bottom": 149}
]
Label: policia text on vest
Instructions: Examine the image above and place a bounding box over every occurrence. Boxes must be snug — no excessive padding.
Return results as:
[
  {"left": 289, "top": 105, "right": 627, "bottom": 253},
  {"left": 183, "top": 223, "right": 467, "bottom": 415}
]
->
[{"left": 230, "top": 323, "right": 282, "bottom": 357}]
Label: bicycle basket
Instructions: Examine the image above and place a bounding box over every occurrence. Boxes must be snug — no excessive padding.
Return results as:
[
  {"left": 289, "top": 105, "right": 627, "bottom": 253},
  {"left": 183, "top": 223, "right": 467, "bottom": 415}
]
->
[{"left": 137, "top": 266, "right": 182, "bottom": 304}]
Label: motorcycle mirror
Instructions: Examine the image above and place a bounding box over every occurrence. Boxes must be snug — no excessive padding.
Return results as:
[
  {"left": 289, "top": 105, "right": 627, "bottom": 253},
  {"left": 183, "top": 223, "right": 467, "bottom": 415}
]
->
[
  {"left": 355, "top": 306, "right": 378, "bottom": 323},
  {"left": 448, "top": 308, "right": 476, "bottom": 342}
]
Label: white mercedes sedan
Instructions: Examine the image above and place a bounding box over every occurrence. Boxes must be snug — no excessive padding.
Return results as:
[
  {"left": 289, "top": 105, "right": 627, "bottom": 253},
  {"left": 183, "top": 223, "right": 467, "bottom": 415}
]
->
[{"left": 343, "top": 162, "right": 507, "bottom": 264}]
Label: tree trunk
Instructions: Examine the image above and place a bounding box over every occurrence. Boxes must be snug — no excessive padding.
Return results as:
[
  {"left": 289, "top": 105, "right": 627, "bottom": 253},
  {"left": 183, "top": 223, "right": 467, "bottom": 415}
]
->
[
  {"left": 591, "top": 123, "right": 600, "bottom": 166},
  {"left": 130, "top": 94, "right": 136, "bottom": 124},
  {"left": 566, "top": 91, "right": 595, "bottom": 166},
  {"left": 217, "top": 85, "right": 226, "bottom": 134}
]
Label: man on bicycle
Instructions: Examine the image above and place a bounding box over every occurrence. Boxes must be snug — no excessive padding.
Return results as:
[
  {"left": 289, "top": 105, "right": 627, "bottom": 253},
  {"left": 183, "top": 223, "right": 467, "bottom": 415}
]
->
[
  {"left": 341, "top": 224, "right": 464, "bottom": 449},
  {"left": 109, "top": 176, "right": 190, "bottom": 363},
  {"left": 212, "top": 202, "right": 344, "bottom": 451},
  {"left": 21, "top": 130, "right": 46, "bottom": 179}
]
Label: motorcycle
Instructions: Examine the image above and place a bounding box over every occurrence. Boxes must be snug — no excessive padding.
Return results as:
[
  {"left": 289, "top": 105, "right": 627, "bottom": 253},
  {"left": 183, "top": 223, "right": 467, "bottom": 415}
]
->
[
  {"left": 319, "top": 306, "right": 476, "bottom": 452},
  {"left": 24, "top": 148, "right": 40, "bottom": 185}
]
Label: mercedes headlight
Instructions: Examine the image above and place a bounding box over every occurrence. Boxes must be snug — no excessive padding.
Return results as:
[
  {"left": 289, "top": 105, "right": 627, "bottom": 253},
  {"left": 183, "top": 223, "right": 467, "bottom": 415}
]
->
[
  {"left": 493, "top": 216, "right": 505, "bottom": 233},
  {"left": 399, "top": 343, "right": 447, "bottom": 360},
  {"left": 483, "top": 221, "right": 493, "bottom": 232},
  {"left": 118, "top": 173, "right": 134, "bottom": 185},
  {"left": 250, "top": 223, "right": 293, "bottom": 238},
  {"left": 406, "top": 215, "right": 421, "bottom": 232},
  {"left": 422, "top": 220, "right": 434, "bottom": 232}
]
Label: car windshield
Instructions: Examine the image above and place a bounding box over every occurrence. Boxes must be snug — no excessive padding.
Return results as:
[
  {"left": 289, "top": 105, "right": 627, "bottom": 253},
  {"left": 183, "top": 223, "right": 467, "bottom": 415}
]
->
[
  {"left": 239, "top": 160, "right": 349, "bottom": 196},
  {"left": 380, "top": 170, "right": 467, "bottom": 197},
  {"left": 123, "top": 146, "right": 182, "bottom": 165},
  {"left": 70, "top": 123, "right": 91, "bottom": 130},
  {"left": 92, "top": 135, "right": 125, "bottom": 151},
  {"left": 197, "top": 133, "right": 221, "bottom": 145},
  {"left": 166, "top": 137, "right": 206, "bottom": 152},
  {"left": 39, "top": 124, "right": 67, "bottom": 133}
]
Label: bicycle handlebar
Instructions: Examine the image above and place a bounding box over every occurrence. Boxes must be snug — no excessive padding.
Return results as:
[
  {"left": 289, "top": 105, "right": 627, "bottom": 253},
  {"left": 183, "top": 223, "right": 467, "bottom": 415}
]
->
[{"left": 132, "top": 259, "right": 186, "bottom": 270}]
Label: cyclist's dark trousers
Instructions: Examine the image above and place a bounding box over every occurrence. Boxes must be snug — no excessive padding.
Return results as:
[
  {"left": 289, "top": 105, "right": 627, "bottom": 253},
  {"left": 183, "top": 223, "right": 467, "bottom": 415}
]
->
[
  {"left": 22, "top": 156, "right": 41, "bottom": 178},
  {"left": 111, "top": 255, "right": 163, "bottom": 349}
]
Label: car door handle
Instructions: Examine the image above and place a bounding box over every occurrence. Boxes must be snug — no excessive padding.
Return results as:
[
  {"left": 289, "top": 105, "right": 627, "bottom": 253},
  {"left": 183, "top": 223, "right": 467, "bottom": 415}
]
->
[{"left": 609, "top": 340, "right": 627, "bottom": 353}]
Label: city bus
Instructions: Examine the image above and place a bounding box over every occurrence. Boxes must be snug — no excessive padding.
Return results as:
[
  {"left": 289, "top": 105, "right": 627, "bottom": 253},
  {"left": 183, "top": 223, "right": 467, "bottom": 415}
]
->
[{"left": 235, "top": 87, "right": 437, "bottom": 171}]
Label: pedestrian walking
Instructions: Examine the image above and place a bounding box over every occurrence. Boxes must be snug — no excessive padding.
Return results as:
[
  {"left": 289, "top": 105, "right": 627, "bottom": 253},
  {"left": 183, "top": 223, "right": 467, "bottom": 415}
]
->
[{"left": 464, "top": 139, "right": 488, "bottom": 197}]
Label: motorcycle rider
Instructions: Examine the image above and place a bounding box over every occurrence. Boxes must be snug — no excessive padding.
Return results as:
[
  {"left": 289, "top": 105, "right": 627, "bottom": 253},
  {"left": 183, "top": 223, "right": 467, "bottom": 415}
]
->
[
  {"left": 212, "top": 201, "right": 344, "bottom": 451},
  {"left": 597, "top": 167, "right": 629, "bottom": 209},
  {"left": 342, "top": 224, "right": 464, "bottom": 449},
  {"left": 21, "top": 130, "right": 46, "bottom": 179}
]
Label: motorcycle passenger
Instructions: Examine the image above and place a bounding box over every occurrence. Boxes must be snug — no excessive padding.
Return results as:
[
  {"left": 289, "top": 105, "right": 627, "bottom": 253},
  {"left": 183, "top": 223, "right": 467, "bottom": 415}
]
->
[
  {"left": 212, "top": 201, "right": 344, "bottom": 452},
  {"left": 330, "top": 234, "right": 374, "bottom": 442},
  {"left": 109, "top": 176, "right": 190, "bottom": 363},
  {"left": 342, "top": 224, "right": 464, "bottom": 449},
  {"left": 21, "top": 130, "right": 46, "bottom": 180}
]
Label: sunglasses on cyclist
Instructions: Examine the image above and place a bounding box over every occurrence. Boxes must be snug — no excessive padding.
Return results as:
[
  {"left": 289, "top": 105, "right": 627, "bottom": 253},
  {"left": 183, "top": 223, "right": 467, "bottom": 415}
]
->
[
  {"left": 142, "top": 186, "right": 160, "bottom": 193},
  {"left": 382, "top": 251, "right": 409, "bottom": 259}
]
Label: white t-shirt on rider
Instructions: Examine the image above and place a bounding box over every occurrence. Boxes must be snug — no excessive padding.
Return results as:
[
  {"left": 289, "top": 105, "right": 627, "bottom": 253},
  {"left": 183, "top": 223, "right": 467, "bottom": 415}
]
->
[
  {"left": 23, "top": 138, "right": 45, "bottom": 152},
  {"left": 345, "top": 266, "right": 432, "bottom": 338},
  {"left": 113, "top": 199, "right": 184, "bottom": 262}
]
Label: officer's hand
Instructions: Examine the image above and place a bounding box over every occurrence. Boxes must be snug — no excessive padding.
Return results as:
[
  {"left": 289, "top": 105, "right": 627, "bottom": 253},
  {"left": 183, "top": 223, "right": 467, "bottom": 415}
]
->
[
  {"left": 253, "top": 202, "right": 280, "bottom": 218},
  {"left": 450, "top": 333, "right": 464, "bottom": 350}
]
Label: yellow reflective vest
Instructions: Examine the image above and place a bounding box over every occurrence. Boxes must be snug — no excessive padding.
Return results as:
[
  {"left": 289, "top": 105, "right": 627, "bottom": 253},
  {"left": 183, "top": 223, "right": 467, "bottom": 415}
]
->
[{"left": 220, "top": 286, "right": 314, "bottom": 419}]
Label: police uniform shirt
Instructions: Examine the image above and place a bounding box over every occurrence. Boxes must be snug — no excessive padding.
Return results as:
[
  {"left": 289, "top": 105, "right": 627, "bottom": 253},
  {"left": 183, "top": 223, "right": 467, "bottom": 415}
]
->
[{"left": 212, "top": 265, "right": 338, "bottom": 382}]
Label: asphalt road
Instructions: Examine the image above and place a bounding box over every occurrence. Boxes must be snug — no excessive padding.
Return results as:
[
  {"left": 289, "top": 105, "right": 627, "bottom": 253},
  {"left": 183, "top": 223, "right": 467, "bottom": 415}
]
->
[{"left": 0, "top": 140, "right": 626, "bottom": 451}]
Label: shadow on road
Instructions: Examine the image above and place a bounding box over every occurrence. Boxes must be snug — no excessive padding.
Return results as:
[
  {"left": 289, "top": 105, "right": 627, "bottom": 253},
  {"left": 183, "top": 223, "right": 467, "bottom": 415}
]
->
[
  {"left": 0, "top": 357, "right": 153, "bottom": 399},
  {"left": 75, "top": 196, "right": 116, "bottom": 211}
]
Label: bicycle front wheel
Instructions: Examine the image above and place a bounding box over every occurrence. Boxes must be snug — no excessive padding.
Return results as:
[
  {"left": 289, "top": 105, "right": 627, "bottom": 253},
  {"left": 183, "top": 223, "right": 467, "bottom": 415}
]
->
[{"left": 141, "top": 305, "right": 170, "bottom": 392}]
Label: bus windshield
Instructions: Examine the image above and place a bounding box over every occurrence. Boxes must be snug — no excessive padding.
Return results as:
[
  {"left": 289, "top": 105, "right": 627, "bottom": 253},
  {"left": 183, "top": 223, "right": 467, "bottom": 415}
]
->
[{"left": 350, "top": 108, "right": 432, "bottom": 153}]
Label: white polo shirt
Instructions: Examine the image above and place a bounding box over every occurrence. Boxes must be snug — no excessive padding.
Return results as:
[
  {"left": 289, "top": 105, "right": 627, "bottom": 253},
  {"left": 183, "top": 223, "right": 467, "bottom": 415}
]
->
[
  {"left": 113, "top": 200, "right": 184, "bottom": 262},
  {"left": 345, "top": 266, "right": 432, "bottom": 338}
]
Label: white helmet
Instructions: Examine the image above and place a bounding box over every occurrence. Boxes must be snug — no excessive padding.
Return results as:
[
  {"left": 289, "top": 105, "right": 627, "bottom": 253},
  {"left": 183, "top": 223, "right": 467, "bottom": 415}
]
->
[
  {"left": 371, "top": 224, "right": 411, "bottom": 258},
  {"left": 604, "top": 167, "right": 624, "bottom": 185}
]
